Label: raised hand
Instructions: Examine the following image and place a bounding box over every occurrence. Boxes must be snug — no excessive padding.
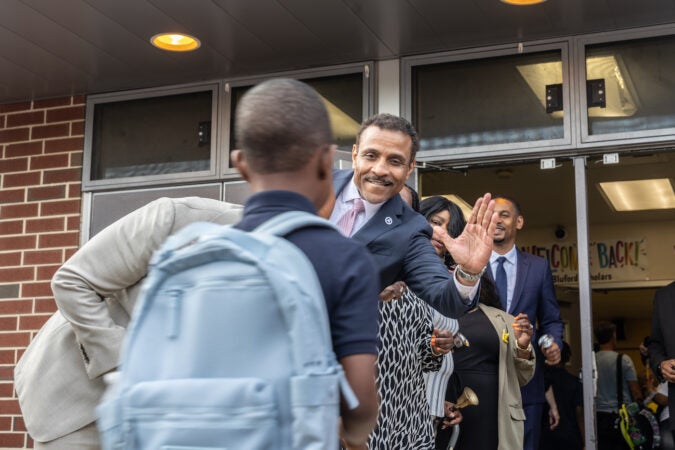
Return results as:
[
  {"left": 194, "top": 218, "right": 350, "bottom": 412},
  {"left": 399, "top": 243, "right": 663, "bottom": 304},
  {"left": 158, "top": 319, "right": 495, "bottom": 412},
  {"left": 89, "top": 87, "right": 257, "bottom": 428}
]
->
[{"left": 434, "top": 193, "right": 497, "bottom": 276}]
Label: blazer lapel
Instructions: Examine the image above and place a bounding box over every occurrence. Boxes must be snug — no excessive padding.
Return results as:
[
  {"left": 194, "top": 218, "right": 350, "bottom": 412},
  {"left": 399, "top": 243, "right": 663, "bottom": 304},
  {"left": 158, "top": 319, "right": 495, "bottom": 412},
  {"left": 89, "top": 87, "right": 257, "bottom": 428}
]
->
[
  {"left": 352, "top": 194, "right": 403, "bottom": 245},
  {"left": 509, "top": 249, "right": 530, "bottom": 314},
  {"left": 332, "top": 169, "right": 353, "bottom": 197}
]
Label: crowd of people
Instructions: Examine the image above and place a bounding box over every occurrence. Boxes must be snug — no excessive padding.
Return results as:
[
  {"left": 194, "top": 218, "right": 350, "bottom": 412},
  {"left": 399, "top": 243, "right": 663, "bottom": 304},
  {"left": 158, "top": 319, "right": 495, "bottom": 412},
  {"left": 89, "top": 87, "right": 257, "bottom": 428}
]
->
[{"left": 12, "top": 77, "right": 675, "bottom": 450}]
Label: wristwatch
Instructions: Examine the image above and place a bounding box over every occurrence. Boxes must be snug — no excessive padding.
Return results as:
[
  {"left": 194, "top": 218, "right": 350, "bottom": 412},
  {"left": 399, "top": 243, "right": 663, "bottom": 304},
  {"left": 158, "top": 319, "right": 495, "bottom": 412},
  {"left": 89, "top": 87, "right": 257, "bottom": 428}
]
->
[{"left": 455, "top": 264, "right": 486, "bottom": 283}]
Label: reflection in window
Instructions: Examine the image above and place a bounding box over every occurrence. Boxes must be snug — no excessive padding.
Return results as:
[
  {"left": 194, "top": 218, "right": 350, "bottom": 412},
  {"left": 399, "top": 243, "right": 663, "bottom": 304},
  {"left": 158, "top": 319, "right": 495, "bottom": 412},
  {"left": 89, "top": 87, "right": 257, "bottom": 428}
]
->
[
  {"left": 411, "top": 50, "right": 564, "bottom": 150},
  {"left": 586, "top": 35, "right": 675, "bottom": 136},
  {"left": 91, "top": 90, "right": 213, "bottom": 180},
  {"left": 229, "top": 73, "right": 364, "bottom": 155}
]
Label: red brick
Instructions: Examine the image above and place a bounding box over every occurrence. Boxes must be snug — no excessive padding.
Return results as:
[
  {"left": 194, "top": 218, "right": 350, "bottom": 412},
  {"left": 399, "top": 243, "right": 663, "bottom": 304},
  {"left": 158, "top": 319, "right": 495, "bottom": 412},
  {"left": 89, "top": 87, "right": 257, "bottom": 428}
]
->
[
  {"left": 0, "top": 235, "right": 35, "bottom": 251},
  {"left": 0, "top": 102, "right": 31, "bottom": 113},
  {"left": 33, "top": 97, "right": 71, "bottom": 109},
  {"left": 0, "top": 351, "right": 14, "bottom": 365},
  {"left": 0, "top": 416, "right": 11, "bottom": 429},
  {"left": 36, "top": 264, "right": 60, "bottom": 281},
  {"left": 47, "top": 106, "right": 84, "bottom": 123},
  {"left": 25, "top": 217, "right": 65, "bottom": 233},
  {"left": 0, "top": 158, "right": 27, "bottom": 174},
  {"left": 42, "top": 167, "right": 81, "bottom": 184},
  {"left": 34, "top": 298, "right": 56, "bottom": 313},
  {"left": 65, "top": 247, "right": 78, "bottom": 259},
  {"left": 16, "top": 348, "right": 25, "bottom": 360},
  {"left": 12, "top": 416, "right": 26, "bottom": 432},
  {"left": 0, "top": 203, "right": 38, "bottom": 219},
  {"left": 0, "top": 221, "right": 23, "bottom": 235},
  {"left": 67, "top": 215, "right": 80, "bottom": 230},
  {"left": 0, "top": 129, "right": 29, "bottom": 144},
  {"left": 72, "top": 95, "right": 85, "bottom": 105},
  {"left": 0, "top": 114, "right": 5, "bottom": 128},
  {"left": 70, "top": 151, "right": 83, "bottom": 167},
  {"left": 27, "top": 435, "right": 34, "bottom": 448},
  {"left": 0, "top": 189, "right": 25, "bottom": 204},
  {"left": 19, "top": 314, "right": 50, "bottom": 331},
  {"left": 44, "top": 136, "right": 83, "bottom": 154},
  {"left": 0, "top": 432, "right": 24, "bottom": 446},
  {"left": 0, "top": 252, "right": 22, "bottom": 266},
  {"left": 6, "top": 111, "right": 44, "bottom": 128},
  {"left": 0, "top": 301, "right": 32, "bottom": 315},
  {"left": 68, "top": 183, "right": 82, "bottom": 198},
  {"left": 4, "top": 141, "right": 42, "bottom": 158},
  {"left": 21, "top": 282, "right": 52, "bottom": 298},
  {"left": 0, "top": 317, "right": 17, "bottom": 331},
  {"left": 30, "top": 153, "right": 69, "bottom": 170},
  {"left": 0, "top": 267, "right": 34, "bottom": 283},
  {"left": 0, "top": 366, "right": 14, "bottom": 381},
  {"left": 2, "top": 171, "right": 41, "bottom": 188},
  {"left": 0, "top": 334, "right": 30, "bottom": 348},
  {"left": 40, "top": 199, "right": 80, "bottom": 216},
  {"left": 23, "top": 249, "right": 63, "bottom": 265},
  {"left": 38, "top": 232, "right": 79, "bottom": 248},
  {"left": 30, "top": 123, "right": 69, "bottom": 140},
  {"left": 71, "top": 120, "right": 85, "bottom": 136},
  {"left": 27, "top": 185, "right": 65, "bottom": 202}
]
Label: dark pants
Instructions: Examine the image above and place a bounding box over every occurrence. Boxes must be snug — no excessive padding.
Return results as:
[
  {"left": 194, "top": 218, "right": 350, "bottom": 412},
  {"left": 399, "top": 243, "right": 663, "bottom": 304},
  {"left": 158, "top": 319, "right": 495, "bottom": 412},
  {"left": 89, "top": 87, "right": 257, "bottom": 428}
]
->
[
  {"left": 596, "top": 411, "right": 630, "bottom": 450},
  {"left": 523, "top": 403, "right": 543, "bottom": 450}
]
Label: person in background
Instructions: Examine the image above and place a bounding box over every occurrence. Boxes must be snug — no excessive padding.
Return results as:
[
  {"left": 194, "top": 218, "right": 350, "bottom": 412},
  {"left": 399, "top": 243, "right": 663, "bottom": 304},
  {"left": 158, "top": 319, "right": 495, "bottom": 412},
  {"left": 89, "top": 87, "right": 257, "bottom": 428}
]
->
[
  {"left": 649, "top": 281, "right": 675, "bottom": 447},
  {"left": 540, "top": 341, "right": 584, "bottom": 450},
  {"left": 418, "top": 195, "right": 465, "bottom": 436},
  {"left": 363, "top": 186, "right": 458, "bottom": 450},
  {"left": 14, "top": 196, "right": 243, "bottom": 449},
  {"left": 438, "top": 274, "right": 536, "bottom": 450},
  {"left": 594, "top": 321, "right": 643, "bottom": 450}
]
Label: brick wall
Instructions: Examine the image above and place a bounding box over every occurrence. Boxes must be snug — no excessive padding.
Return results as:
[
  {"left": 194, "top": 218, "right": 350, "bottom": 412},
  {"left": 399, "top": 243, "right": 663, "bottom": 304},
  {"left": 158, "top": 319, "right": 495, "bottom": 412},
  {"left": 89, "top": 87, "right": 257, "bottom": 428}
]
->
[{"left": 0, "top": 96, "right": 84, "bottom": 449}]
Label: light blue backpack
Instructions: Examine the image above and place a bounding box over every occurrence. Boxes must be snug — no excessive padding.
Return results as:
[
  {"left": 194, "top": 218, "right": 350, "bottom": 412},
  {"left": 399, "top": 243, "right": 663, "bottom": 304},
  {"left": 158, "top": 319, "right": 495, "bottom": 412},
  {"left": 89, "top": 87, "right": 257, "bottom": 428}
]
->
[{"left": 96, "top": 211, "right": 358, "bottom": 450}]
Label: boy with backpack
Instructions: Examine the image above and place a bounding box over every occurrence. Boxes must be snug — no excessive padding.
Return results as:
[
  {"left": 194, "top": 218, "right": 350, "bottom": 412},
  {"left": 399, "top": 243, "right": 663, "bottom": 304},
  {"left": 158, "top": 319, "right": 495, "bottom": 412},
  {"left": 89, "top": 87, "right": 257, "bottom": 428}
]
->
[{"left": 96, "top": 78, "right": 380, "bottom": 449}]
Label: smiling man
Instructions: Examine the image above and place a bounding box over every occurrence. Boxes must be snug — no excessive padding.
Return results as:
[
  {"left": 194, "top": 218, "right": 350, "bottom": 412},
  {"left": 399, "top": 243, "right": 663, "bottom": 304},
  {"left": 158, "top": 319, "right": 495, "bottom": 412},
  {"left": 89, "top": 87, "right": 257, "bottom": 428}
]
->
[
  {"left": 330, "top": 113, "right": 498, "bottom": 318},
  {"left": 490, "top": 195, "right": 563, "bottom": 450}
]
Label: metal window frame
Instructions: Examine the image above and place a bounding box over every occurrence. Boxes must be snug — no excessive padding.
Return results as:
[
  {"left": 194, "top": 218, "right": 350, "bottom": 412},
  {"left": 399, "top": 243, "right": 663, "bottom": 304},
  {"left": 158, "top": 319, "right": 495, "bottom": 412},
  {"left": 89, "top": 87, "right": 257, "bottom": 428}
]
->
[
  {"left": 575, "top": 24, "right": 675, "bottom": 146},
  {"left": 401, "top": 38, "right": 574, "bottom": 164},
  {"left": 219, "top": 61, "right": 375, "bottom": 178},
  {"left": 82, "top": 81, "right": 222, "bottom": 191}
]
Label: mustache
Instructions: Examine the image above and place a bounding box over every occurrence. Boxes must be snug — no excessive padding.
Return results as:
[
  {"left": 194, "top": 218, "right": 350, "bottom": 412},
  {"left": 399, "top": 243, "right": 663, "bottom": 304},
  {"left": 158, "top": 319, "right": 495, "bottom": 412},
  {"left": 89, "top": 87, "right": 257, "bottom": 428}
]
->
[{"left": 364, "top": 175, "right": 393, "bottom": 185}]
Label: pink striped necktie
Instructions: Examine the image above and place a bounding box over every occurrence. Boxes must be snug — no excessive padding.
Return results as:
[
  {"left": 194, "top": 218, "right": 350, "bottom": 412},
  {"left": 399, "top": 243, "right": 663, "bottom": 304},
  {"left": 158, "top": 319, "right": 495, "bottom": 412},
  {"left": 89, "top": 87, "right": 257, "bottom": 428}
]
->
[{"left": 337, "top": 198, "right": 365, "bottom": 237}]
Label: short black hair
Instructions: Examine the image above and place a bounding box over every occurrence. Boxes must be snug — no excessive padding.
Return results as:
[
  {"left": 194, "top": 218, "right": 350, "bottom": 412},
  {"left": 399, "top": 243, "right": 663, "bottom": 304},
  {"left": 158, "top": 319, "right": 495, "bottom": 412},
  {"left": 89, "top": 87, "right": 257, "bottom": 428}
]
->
[
  {"left": 594, "top": 321, "right": 616, "bottom": 345},
  {"left": 493, "top": 195, "right": 523, "bottom": 217},
  {"left": 419, "top": 196, "right": 466, "bottom": 239},
  {"left": 402, "top": 184, "right": 420, "bottom": 212},
  {"left": 235, "top": 78, "right": 333, "bottom": 174},
  {"left": 355, "top": 113, "right": 419, "bottom": 163}
]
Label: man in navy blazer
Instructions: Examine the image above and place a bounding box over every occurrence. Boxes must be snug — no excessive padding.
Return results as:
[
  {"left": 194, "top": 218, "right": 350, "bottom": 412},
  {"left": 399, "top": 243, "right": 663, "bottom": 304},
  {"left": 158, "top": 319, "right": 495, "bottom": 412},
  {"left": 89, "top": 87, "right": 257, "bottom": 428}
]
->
[
  {"left": 330, "top": 113, "right": 498, "bottom": 319},
  {"left": 489, "top": 195, "right": 563, "bottom": 450}
]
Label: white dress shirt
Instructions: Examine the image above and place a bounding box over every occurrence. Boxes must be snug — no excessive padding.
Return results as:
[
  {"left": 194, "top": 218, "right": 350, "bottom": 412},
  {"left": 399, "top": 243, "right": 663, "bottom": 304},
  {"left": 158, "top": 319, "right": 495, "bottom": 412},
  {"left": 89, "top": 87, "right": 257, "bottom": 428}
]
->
[{"left": 490, "top": 246, "right": 518, "bottom": 312}]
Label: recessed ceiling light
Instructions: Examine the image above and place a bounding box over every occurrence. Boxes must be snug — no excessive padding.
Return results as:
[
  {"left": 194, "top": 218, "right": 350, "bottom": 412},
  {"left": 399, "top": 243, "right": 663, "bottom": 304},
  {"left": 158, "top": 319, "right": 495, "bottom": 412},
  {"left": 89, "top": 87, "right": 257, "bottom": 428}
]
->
[
  {"left": 500, "top": 0, "right": 547, "bottom": 4},
  {"left": 598, "top": 178, "right": 675, "bottom": 211},
  {"left": 150, "top": 33, "right": 200, "bottom": 52}
]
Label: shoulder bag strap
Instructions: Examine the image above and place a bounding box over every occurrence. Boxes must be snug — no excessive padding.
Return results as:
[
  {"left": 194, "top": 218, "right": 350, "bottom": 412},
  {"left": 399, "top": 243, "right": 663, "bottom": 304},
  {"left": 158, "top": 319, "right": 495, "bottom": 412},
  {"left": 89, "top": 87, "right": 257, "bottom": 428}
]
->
[{"left": 616, "top": 352, "right": 624, "bottom": 405}]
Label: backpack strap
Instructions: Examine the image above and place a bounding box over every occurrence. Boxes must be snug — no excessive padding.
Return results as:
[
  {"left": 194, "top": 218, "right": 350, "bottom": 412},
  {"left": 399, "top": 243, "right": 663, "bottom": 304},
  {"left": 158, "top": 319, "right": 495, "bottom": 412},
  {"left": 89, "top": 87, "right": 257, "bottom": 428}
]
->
[
  {"left": 253, "top": 210, "right": 338, "bottom": 236},
  {"left": 617, "top": 353, "right": 624, "bottom": 406}
]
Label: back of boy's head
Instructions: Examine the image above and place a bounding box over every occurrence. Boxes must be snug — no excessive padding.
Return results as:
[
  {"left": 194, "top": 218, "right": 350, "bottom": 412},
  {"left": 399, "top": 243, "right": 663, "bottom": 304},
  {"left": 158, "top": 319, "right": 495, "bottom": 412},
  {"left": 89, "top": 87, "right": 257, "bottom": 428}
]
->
[{"left": 235, "top": 78, "right": 333, "bottom": 174}]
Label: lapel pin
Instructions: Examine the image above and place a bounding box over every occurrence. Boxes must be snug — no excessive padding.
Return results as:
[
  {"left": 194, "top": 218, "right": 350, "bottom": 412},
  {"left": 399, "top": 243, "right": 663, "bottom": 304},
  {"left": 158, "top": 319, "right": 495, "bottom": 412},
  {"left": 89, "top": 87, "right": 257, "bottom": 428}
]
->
[
  {"left": 385, "top": 217, "right": 393, "bottom": 225},
  {"left": 502, "top": 329, "right": 509, "bottom": 343}
]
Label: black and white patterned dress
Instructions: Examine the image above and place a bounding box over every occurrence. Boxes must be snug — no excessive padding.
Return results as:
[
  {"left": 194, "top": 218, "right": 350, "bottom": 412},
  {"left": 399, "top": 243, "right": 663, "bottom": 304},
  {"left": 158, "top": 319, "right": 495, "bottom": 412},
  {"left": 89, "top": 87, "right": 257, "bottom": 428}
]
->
[{"left": 367, "top": 288, "right": 443, "bottom": 450}]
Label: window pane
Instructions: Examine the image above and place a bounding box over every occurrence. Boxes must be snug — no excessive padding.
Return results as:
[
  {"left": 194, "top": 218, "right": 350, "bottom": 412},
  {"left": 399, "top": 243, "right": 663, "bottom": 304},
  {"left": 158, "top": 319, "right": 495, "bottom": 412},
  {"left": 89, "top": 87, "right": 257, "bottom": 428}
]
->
[
  {"left": 586, "top": 35, "right": 675, "bottom": 136},
  {"left": 229, "top": 73, "right": 364, "bottom": 155},
  {"left": 412, "top": 50, "right": 564, "bottom": 150},
  {"left": 91, "top": 90, "right": 212, "bottom": 180}
]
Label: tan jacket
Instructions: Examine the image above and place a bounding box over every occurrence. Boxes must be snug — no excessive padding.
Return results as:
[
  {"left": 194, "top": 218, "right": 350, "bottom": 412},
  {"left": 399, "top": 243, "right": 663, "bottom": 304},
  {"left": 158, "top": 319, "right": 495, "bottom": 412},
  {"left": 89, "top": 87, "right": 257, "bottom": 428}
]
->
[
  {"left": 479, "top": 303, "right": 536, "bottom": 450},
  {"left": 14, "top": 197, "right": 242, "bottom": 443}
]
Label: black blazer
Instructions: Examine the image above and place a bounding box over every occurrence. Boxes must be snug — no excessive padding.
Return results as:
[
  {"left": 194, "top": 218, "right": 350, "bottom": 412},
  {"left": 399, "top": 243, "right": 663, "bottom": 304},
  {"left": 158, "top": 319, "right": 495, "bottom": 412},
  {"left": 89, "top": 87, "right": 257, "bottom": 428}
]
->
[{"left": 649, "top": 281, "right": 675, "bottom": 426}]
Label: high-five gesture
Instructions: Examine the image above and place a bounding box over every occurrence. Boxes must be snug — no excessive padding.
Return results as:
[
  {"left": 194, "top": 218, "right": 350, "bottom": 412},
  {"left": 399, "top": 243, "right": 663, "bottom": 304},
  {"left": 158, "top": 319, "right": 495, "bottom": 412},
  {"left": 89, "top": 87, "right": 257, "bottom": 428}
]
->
[{"left": 432, "top": 193, "right": 497, "bottom": 281}]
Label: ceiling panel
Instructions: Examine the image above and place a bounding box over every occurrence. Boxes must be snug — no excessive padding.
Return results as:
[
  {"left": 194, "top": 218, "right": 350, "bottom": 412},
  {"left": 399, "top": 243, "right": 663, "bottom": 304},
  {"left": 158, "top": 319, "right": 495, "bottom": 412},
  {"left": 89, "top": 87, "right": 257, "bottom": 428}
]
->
[{"left": 0, "top": 0, "right": 673, "bottom": 103}]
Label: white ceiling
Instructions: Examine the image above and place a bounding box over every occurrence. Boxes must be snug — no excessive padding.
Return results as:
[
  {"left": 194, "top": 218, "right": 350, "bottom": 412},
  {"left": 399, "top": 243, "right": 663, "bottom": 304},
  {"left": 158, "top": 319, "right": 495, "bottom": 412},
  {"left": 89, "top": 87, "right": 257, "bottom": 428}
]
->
[{"left": 1, "top": 0, "right": 675, "bottom": 104}]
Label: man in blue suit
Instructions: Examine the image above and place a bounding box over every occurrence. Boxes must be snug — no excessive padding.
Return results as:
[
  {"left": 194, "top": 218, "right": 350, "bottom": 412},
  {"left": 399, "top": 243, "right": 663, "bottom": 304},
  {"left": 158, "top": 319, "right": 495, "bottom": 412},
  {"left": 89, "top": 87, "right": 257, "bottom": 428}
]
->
[
  {"left": 490, "top": 195, "right": 563, "bottom": 450},
  {"left": 330, "top": 113, "right": 497, "bottom": 319}
]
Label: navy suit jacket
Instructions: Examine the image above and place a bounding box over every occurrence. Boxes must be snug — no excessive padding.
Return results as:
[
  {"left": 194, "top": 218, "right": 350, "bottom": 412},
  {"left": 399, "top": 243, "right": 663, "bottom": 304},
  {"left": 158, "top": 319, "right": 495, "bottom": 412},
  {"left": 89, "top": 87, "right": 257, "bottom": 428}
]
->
[
  {"left": 491, "top": 248, "right": 563, "bottom": 405},
  {"left": 333, "top": 169, "right": 474, "bottom": 318}
]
